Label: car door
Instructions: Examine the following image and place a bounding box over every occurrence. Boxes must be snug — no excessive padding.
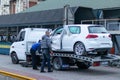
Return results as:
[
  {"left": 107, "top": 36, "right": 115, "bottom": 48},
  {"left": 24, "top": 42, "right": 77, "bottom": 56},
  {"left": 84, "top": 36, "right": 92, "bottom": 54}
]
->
[
  {"left": 51, "top": 27, "right": 63, "bottom": 51},
  {"left": 62, "top": 26, "right": 81, "bottom": 51},
  {"left": 14, "top": 31, "right": 26, "bottom": 60}
]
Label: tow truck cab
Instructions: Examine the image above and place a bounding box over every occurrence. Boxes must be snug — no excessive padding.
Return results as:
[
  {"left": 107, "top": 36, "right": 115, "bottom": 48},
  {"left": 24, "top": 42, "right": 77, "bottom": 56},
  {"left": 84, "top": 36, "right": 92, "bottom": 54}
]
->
[{"left": 10, "top": 28, "right": 48, "bottom": 64}]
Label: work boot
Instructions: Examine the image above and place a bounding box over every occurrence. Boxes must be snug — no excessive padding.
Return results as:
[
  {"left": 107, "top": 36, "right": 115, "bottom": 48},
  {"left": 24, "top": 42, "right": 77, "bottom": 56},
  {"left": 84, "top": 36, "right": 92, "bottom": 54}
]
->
[
  {"left": 40, "top": 71, "right": 46, "bottom": 73},
  {"left": 48, "top": 70, "right": 53, "bottom": 72},
  {"left": 33, "top": 68, "right": 39, "bottom": 70}
]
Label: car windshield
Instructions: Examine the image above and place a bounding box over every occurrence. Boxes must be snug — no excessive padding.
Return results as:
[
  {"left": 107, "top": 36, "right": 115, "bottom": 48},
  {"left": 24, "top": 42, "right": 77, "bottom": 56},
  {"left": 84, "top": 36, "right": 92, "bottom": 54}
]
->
[
  {"left": 88, "top": 26, "right": 108, "bottom": 33},
  {"left": 69, "top": 26, "right": 80, "bottom": 34}
]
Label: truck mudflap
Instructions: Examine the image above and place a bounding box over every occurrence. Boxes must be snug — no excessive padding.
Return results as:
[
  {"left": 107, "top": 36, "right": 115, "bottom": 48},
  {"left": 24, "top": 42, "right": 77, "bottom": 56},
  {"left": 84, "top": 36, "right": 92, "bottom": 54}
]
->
[{"left": 51, "top": 53, "right": 120, "bottom": 67}]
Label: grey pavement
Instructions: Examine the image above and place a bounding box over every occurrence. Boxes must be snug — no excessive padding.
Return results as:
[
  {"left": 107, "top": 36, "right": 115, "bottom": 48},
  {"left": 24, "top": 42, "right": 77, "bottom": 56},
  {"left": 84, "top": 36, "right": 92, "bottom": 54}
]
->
[{"left": 0, "top": 54, "right": 120, "bottom": 80}]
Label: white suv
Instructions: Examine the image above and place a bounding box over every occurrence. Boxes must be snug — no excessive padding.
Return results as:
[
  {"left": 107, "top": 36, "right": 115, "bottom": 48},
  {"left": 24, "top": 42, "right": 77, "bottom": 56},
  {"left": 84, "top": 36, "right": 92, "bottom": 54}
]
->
[{"left": 51, "top": 24, "right": 113, "bottom": 55}]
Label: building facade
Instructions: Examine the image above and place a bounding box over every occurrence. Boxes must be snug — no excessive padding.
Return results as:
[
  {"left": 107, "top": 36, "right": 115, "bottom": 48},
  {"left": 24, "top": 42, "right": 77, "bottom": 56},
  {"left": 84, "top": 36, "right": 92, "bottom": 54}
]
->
[
  {"left": 10, "top": 0, "right": 39, "bottom": 14},
  {"left": 0, "top": 0, "right": 39, "bottom": 15},
  {"left": 0, "top": 0, "right": 10, "bottom": 15}
]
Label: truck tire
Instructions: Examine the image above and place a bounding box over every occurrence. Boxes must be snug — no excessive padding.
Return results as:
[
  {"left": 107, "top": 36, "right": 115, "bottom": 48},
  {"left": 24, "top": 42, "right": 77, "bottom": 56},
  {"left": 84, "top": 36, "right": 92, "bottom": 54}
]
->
[
  {"left": 74, "top": 42, "right": 86, "bottom": 55},
  {"left": 53, "top": 57, "right": 63, "bottom": 70},
  {"left": 77, "top": 62, "right": 90, "bottom": 69},
  {"left": 11, "top": 53, "right": 19, "bottom": 64}
]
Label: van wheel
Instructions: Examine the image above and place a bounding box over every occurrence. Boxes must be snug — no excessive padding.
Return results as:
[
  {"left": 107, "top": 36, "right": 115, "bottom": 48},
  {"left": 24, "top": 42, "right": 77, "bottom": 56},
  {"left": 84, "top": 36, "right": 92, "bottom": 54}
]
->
[
  {"left": 74, "top": 42, "right": 86, "bottom": 55},
  {"left": 77, "top": 62, "right": 90, "bottom": 69},
  {"left": 11, "top": 53, "right": 19, "bottom": 64},
  {"left": 53, "top": 57, "right": 63, "bottom": 70}
]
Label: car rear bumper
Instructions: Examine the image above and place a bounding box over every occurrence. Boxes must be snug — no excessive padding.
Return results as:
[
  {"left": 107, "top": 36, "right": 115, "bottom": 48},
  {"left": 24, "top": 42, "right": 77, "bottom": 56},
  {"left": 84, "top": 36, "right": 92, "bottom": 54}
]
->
[
  {"left": 85, "top": 41, "right": 112, "bottom": 52},
  {"left": 90, "top": 48, "right": 111, "bottom": 52}
]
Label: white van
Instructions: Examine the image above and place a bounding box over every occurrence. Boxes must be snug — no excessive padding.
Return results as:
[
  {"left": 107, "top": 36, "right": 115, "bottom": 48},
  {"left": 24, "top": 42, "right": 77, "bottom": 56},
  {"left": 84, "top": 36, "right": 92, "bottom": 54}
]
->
[{"left": 10, "top": 28, "right": 48, "bottom": 64}]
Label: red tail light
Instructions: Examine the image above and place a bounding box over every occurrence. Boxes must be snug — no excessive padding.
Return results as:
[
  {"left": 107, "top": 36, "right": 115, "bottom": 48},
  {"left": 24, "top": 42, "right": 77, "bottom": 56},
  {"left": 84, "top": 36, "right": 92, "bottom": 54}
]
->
[
  {"left": 86, "top": 34, "right": 98, "bottom": 39},
  {"left": 93, "top": 62, "right": 100, "bottom": 66}
]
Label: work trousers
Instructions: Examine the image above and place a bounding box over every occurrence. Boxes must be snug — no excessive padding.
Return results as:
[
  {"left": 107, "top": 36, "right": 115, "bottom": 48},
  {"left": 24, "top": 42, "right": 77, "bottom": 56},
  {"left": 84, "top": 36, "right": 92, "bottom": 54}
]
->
[
  {"left": 41, "top": 49, "right": 51, "bottom": 71},
  {"left": 30, "top": 48, "right": 38, "bottom": 69}
]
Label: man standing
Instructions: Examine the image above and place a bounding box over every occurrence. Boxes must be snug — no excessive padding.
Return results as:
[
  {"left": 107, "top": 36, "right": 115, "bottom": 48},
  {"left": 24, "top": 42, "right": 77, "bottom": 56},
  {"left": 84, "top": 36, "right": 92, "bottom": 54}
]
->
[
  {"left": 30, "top": 41, "right": 41, "bottom": 70},
  {"left": 40, "top": 31, "right": 53, "bottom": 72}
]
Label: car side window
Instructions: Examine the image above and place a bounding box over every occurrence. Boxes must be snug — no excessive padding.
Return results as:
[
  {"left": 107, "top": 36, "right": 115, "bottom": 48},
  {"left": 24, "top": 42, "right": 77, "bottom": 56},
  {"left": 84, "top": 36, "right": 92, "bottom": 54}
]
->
[
  {"left": 53, "top": 27, "right": 63, "bottom": 36},
  {"left": 69, "top": 26, "right": 80, "bottom": 34},
  {"left": 17, "top": 31, "right": 25, "bottom": 41}
]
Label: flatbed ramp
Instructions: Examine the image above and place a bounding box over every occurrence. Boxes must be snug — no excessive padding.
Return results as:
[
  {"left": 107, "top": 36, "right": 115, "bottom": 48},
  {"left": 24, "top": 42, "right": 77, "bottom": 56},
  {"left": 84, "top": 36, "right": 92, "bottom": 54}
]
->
[
  {"left": 51, "top": 53, "right": 120, "bottom": 66},
  {"left": 24, "top": 52, "right": 120, "bottom": 69}
]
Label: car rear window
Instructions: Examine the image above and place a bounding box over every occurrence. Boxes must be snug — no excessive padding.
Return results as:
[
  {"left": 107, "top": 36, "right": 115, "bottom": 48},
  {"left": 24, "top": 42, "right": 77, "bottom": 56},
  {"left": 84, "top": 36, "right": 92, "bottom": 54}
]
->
[
  {"left": 88, "top": 26, "right": 108, "bottom": 33},
  {"left": 69, "top": 26, "right": 80, "bottom": 34}
]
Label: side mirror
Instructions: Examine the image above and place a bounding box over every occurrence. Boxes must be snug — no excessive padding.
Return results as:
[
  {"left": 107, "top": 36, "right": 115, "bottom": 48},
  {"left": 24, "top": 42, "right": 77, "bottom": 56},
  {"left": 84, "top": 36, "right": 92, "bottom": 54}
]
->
[{"left": 15, "top": 38, "right": 18, "bottom": 42}]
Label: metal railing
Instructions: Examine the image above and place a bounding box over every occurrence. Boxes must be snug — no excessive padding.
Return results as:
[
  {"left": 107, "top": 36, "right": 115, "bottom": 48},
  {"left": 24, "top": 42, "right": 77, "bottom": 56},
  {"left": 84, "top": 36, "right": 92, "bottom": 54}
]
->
[
  {"left": 0, "top": 70, "right": 36, "bottom": 80},
  {"left": 81, "top": 18, "right": 120, "bottom": 34}
]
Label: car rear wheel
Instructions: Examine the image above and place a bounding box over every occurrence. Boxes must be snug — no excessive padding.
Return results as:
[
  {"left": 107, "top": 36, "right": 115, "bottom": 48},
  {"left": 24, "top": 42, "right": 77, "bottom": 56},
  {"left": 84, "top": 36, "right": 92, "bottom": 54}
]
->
[
  {"left": 11, "top": 53, "right": 19, "bottom": 64},
  {"left": 74, "top": 42, "right": 86, "bottom": 55}
]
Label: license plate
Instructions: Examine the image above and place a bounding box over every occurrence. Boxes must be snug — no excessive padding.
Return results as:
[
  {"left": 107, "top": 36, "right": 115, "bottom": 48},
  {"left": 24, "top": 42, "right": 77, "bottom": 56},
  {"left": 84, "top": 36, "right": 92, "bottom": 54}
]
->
[
  {"left": 101, "top": 62, "right": 108, "bottom": 65},
  {"left": 101, "top": 43, "right": 110, "bottom": 46},
  {"left": 101, "top": 43, "right": 110, "bottom": 47}
]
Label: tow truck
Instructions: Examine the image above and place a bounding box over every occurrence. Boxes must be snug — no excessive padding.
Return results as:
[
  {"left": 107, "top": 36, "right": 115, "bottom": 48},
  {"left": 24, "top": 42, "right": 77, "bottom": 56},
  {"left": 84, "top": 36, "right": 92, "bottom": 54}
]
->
[{"left": 22, "top": 24, "right": 120, "bottom": 70}]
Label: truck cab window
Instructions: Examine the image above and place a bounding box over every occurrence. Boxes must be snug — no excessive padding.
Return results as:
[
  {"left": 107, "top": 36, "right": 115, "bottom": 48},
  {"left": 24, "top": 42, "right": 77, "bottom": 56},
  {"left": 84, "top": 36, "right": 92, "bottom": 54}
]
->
[{"left": 18, "top": 31, "right": 25, "bottom": 41}]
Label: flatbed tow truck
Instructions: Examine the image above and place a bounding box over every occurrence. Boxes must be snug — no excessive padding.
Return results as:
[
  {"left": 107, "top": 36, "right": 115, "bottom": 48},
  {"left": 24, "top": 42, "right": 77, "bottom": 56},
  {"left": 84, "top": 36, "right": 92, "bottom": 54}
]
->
[
  {"left": 9, "top": 24, "right": 120, "bottom": 70},
  {"left": 21, "top": 23, "right": 120, "bottom": 70},
  {"left": 22, "top": 50, "right": 120, "bottom": 70}
]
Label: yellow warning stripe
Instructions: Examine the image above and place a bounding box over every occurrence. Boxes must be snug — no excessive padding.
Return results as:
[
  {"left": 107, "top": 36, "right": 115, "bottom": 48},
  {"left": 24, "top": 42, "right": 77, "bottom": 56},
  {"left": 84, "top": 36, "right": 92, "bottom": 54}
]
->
[
  {"left": 0, "top": 45, "right": 10, "bottom": 48},
  {"left": 0, "top": 70, "right": 36, "bottom": 80}
]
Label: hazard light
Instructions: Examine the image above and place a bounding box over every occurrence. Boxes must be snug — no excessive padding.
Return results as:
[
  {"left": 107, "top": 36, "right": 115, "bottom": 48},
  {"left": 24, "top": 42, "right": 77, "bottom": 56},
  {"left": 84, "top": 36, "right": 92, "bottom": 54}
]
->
[
  {"left": 12, "top": 46, "right": 14, "bottom": 48},
  {"left": 93, "top": 62, "right": 100, "bottom": 66}
]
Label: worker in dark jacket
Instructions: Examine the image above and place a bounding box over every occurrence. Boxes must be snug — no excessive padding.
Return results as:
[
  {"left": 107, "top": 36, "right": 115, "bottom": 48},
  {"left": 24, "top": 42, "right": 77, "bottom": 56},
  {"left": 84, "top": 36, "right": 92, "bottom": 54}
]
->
[
  {"left": 30, "top": 41, "right": 41, "bottom": 70},
  {"left": 40, "top": 31, "right": 53, "bottom": 72}
]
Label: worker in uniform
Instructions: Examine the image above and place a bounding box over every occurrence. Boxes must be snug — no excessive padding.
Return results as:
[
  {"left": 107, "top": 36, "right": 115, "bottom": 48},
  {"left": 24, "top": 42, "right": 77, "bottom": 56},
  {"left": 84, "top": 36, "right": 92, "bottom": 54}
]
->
[
  {"left": 30, "top": 40, "right": 41, "bottom": 70},
  {"left": 40, "top": 31, "right": 53, "bottom": 72}
]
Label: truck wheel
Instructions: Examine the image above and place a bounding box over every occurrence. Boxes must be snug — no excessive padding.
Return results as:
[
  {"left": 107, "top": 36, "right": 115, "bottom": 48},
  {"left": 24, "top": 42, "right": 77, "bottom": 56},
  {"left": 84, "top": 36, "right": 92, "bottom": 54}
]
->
[
  {"left": 77, "top": 62, "right": 90, "bottom": 69},
  {"left": 11, "top": 53, "right": 19, "bottom": 64},
  {"left": 53, "top": 57, "right": 63, "bottom": 70},
  {"left": 74, "top": 42, "right": 86, "bottom": 55}
]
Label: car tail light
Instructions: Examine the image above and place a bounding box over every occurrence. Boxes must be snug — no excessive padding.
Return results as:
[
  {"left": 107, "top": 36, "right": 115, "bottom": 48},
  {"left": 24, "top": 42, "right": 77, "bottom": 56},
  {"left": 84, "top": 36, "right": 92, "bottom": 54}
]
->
[{"left": 86, "top": 34, "right": 98, "bottom": 39}]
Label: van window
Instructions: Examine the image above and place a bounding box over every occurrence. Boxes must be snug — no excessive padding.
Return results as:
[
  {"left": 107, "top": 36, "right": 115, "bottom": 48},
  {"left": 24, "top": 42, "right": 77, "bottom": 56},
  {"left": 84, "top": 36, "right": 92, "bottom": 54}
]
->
[
  {"left": 89, "top": 26, "right": 108, "bottom": 33},
  {"left": 69, "top": 26, "right": 80, "bottom": 34},
  {"left": 18, "top": 31, "right": 25, "bottom": 41}
]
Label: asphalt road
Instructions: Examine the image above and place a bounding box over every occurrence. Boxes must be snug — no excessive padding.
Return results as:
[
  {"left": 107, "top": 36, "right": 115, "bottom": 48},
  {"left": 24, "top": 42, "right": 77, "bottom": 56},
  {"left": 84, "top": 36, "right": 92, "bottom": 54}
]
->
[{"left": 0, "top": 54, "right": 120, "bottom": 80}]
